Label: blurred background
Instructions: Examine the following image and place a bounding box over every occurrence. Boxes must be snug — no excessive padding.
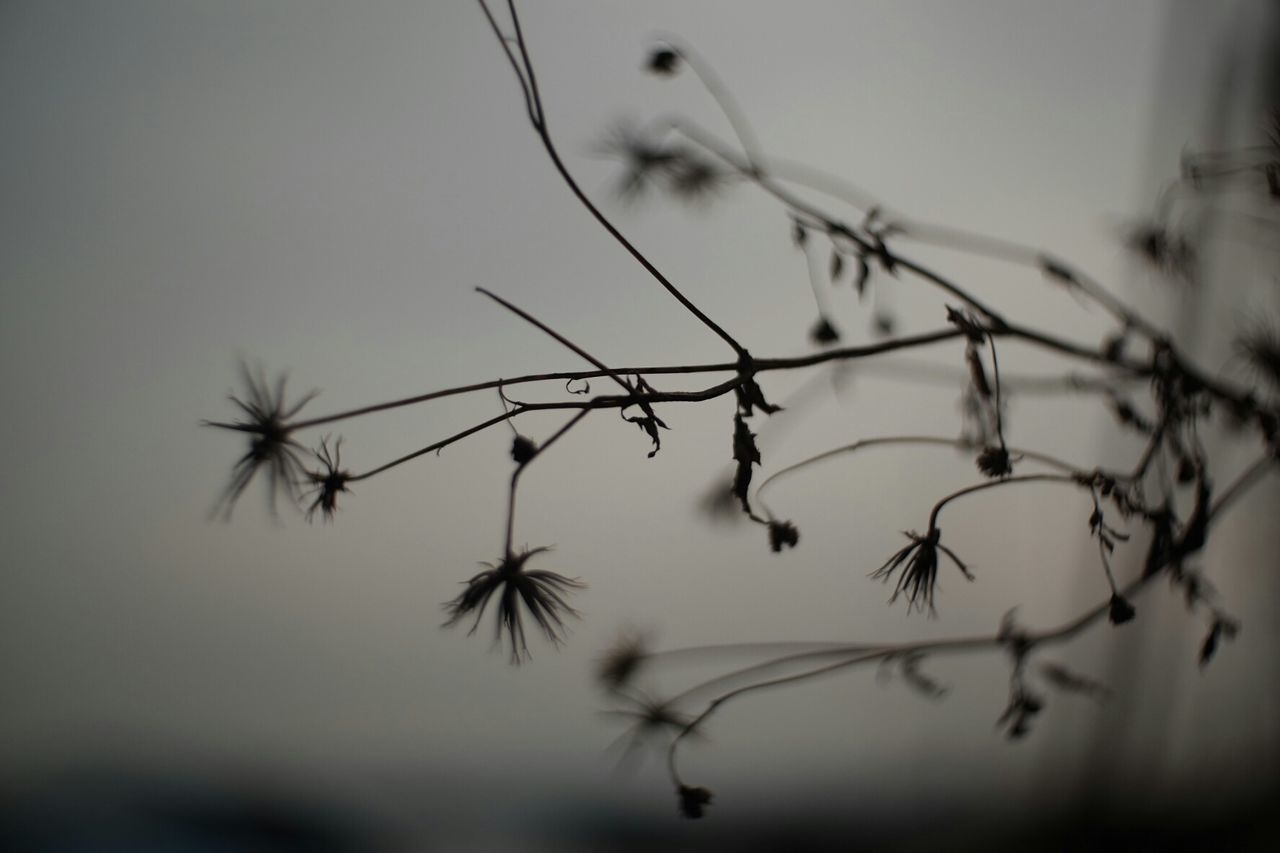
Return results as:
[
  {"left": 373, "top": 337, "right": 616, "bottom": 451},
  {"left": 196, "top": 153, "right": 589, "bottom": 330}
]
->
[{"left": 2, "top": 1, "right": 1276, "bottom": 849}]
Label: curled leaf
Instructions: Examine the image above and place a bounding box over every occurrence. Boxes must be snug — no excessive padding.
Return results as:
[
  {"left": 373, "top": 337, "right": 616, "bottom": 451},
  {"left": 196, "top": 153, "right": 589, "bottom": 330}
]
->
[
  {"left": 735, "top": 372, "right": 782, "bottom": 417},
  {"left": 731, "top": 413, "right": 761, "bottom": 513}
]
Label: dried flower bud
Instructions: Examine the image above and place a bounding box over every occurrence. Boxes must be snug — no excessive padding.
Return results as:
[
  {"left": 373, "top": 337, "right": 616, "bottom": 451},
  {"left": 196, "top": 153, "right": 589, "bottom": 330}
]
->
[
  {"left": 767, "top": 520, "right": 799, "bottom": 553},
  {"left": 677, "top": 784, "right": 713, "bottom": 819},
  {"left": 1108, "top": 593, "right": 1136, "bottom": 625},
  {"left": 646, "top": 47, "right": 680, "bottom": 75},
  {"left": 510, "top": 435, "right": 538, "bottom": 464}
]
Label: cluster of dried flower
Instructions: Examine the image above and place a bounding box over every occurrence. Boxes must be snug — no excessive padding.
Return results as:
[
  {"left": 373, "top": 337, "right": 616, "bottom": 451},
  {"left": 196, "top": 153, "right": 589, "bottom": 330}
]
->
[{"left": 205, "top": 1, "right": 1280, "bottom": 819}]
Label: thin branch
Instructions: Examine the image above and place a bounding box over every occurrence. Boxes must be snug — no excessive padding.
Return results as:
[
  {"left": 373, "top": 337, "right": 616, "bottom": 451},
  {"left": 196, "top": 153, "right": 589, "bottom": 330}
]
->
[
  {"left": 505, "top": 409, "right": 590, "bottom": 555},
  {"left": 477, "top": 287, "right": 635, "bottom": 396},
  {"left": 482, "top": 0, "right": 750, "bottom": 359},
  {"left": 754, "top": 436, "right": 1080, "bottom": 520}
]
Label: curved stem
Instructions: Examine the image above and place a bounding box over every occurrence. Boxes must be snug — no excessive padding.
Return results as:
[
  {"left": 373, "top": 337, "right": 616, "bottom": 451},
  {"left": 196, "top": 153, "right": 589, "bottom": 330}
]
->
[
  {"left": 665, "top": 115, "right": 1165, "bottom": 340},
  {"left": 656, "top": 36, "right": 767, "bottom": 174},
  {"left": 754, "top": 436, "right": 1080, "bottom": 520},
  {"left": 926, "top": 473, "right": 1078, "bottom": 531},
  {"left": 665, "top": 451, "right": 1274, "bottom": 787}
]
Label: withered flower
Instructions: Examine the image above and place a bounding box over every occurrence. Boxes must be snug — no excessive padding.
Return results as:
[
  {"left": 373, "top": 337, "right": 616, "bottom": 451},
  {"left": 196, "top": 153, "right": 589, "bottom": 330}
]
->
[
  {"left": 677, "top": 784, "right": 713, "bottom": 819},
  {"left": 596, "top": 630, "right": 650, "bottom": 692},
  {"left": 442, "top": 547, "right": 585, "bottom": 664},
  {"left": 597, "top": 121, "right": 726, "bottom": 205},
  {"left": 205, "top": 363, "right": 316, "bottom": 519},
  {"left": 1124, "top": 221, "right": 1197, "bottom": 281},
  {"left": 767, "top": 519, "right": 800, "bottom": 553},
  {"left": 304, "top": 436, "right": 351, "bottom": 523},
  {"left": 976, "top": 445, "right": 1013, "bottom": 479},
  {"left": 872, "top": 528, "right": 973, "bottom": 615},
  {"left": 597, "top": 121, "right": 679, "bottom": 203}
]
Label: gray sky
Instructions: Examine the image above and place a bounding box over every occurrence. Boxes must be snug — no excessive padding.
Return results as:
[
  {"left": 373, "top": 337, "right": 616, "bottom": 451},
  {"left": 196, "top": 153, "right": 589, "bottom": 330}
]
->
[{"left": 1, "top": 0, "right": 1275, "bottom": 842}]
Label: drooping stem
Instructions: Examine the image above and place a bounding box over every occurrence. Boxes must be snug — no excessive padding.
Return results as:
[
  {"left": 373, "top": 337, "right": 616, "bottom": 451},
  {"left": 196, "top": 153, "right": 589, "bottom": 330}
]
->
[
  {"left": 925, "top": 473, "right": 1079, "bottom": 531},
  {"left": 754, "top": 436, "right": 1080, "bottom": 520}
]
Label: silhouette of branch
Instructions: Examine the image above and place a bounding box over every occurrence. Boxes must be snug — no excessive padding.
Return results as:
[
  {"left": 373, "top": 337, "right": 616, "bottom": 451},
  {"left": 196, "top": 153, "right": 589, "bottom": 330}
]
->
[{"left": 205, "top": 0, "right": 1280, "bottom": 820}]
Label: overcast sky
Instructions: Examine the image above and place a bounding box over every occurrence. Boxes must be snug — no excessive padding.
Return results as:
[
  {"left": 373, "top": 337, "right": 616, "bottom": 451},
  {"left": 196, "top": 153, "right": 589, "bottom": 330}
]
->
[{"left": 2, "top": 0, "right": 1276, "bottom": 844}]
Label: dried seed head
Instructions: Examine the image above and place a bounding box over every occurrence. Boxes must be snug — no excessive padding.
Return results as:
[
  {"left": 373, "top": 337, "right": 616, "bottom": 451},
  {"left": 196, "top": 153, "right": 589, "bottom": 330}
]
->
[
  {"left": 677, "top": 784, "right": 713, "bottom": 819},
  {"left": 442, "top": 547, "right": 585, "bottom": 664},
  {"left": 1123, "top": 221, "right": 1197, "bottom": 281},
  {"left": 304, "top": 436, "right": 351, "bottom": 523},
  {"left": 976, "top": 445, "right": 1013, "bottom": 479},
  {"left": 596, "top": 631, "right": 650, "bottom": 691},
  {"left": 510, "top": 435, "right": 538, "bottom": 464},
  {"left": 872, "top": 529, "right": 972, "bottom": 615},
  {"left": 205, "top": 363, "right": 317, "bottom": 519}
]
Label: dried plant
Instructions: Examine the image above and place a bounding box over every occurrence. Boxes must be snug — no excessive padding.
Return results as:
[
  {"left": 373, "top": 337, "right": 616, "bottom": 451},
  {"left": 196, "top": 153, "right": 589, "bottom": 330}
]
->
[{"left": 203, "top": 0, "right": 1279, "bottom": 820}]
